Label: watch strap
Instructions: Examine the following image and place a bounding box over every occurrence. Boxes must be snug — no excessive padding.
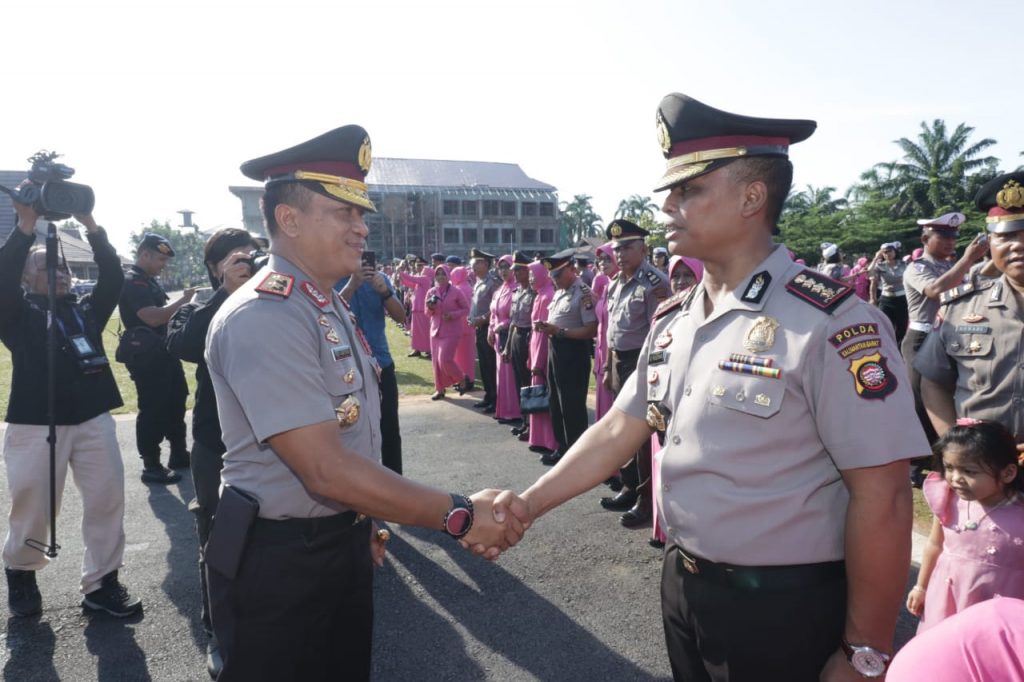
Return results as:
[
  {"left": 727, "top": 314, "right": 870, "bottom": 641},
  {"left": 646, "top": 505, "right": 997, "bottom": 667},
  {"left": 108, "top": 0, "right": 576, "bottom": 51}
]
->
[{"left": 443, "top": 493, "right": 474, "bottom": 539}]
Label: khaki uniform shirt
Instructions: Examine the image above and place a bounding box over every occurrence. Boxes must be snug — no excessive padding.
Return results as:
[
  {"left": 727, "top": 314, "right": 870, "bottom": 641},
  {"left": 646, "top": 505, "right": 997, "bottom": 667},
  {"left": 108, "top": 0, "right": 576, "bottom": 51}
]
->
[
  {"left": 206, "top": 255, "right": 382, "bottom": 520},
  {"left": 510, "top": 285, "right": 536, "bottom": 328},
  {"left": 547, "top": 277, "right": 598, "bottom": 329},
  {"left": 868, "top": 261, "right": 907, "bottom": 297},
  {"left": 913, "top": 276, "right": 1024, "bottom": 442},
  {"left": 470, "top": 272, "right": 500, "bottom": 321},
  {"left": 904, "top": 255, "right": 954, "bottom": 327},
  {"left": 606, "top": 261, "right": 670, "bottom": 352},
  {"left": 614, "top": 246, "right": 928, "bottom": 565}
]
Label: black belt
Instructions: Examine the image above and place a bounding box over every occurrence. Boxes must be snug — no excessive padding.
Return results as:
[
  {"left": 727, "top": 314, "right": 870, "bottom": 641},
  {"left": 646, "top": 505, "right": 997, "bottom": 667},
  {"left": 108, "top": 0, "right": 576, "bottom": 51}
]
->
[
  {"left": 671, "top": 545, "right": 845, "bottom": 591},
  {"left": 251, "top": 511, "right": 365, "bottom": 543},
  {"left": 513, "top": 325, "right": 531, "bottom": 332}
]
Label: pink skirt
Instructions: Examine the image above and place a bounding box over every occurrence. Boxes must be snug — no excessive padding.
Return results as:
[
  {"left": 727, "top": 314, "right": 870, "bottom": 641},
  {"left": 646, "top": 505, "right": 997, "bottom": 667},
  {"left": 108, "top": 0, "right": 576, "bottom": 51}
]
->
[{"left": 494, "top": 351, "right": 521, "bottom": 420}]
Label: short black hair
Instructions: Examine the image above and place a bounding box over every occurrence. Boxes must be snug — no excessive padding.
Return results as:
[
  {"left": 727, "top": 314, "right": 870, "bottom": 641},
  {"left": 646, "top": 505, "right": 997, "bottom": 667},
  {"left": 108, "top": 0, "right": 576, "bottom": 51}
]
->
[
  {"left": 204, "top": 228, "right": 258, "bottom": 288},
  {"left": 261, "top": 182, "right": 314, "bottom": 236},
  {"left": 932, "top": 420, "right": 1023, "bottom": 493},
  {"left": 726, "top": 156, "right": 794, "bottom": 228}
]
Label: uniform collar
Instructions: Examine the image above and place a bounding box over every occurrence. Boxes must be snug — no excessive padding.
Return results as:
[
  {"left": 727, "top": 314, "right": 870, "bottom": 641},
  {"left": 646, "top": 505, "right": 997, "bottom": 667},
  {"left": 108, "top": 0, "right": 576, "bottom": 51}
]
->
[
  {"left": 988, "top": 277, "right": 1010, "bottom": 309},
  {"left": 690, "top": 245, "right": 796, "bottom": 324},
  {"left": 268, "top": 254, "right": 343, "bottom": 317}
]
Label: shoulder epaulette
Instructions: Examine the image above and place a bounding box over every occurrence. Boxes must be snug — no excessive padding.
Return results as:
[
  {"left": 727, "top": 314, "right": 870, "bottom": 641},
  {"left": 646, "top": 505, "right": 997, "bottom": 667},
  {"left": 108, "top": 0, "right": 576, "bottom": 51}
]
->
[
  {"left": 643, "top": 268, "right": 663, "bottom": 288},
  {"left": 939, "top": 278, "right": 989, "bottom": 305},
  {"left": 784, "top": 269, "right": 853, "bottom": 314},
  {"left": 254, "top": 271, "right": 294, "bottom": 298},
  {"left": 653, "top": 287, "right": 690, "bottom": 320}
]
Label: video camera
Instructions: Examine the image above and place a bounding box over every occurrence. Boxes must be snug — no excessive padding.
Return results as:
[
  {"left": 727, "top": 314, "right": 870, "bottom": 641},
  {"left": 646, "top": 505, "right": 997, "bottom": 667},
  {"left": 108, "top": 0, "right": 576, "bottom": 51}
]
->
[{"left": 0, "top": 151, "right": 95, "bottom": 221}]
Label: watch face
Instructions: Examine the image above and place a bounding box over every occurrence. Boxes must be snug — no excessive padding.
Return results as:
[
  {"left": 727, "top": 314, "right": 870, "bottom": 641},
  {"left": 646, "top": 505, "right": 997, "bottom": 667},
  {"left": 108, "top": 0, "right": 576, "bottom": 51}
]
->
[
  {"left": 851, "top": 650, "right": 886, "bottom": 678},
  {"left": 446, "top": 508, "right": 472, "bottom": 536}
]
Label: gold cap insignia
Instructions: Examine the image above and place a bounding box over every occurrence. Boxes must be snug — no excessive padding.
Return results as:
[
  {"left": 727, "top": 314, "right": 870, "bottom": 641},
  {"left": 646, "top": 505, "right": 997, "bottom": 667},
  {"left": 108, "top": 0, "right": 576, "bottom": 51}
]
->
[
  {"left": 610, "top": 222, "right": 623, "bottom": 238},
  {"left": 997, "top": 180, "right": 1024, "bottom": 211},
  {"left": 157, "top": 243, "right": 172, "bottom": 255},
  {"left": 744, "top": 316, "right": 779, "bottom": 353},
  {"left": 656, "top": 112, "right": 671, "bottom": 155},
  {"left": 358, "top": 136, "right": 372, "bottom": 174}
]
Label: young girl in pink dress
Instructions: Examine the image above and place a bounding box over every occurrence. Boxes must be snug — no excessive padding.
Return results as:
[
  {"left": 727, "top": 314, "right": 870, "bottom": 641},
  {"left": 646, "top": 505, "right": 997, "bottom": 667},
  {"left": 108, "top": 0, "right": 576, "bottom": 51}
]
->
[
  {"left": 526, "top": 261, "right": 557, "bottom": 456},
  {"left": 400, "top": 263, "right": 434, "bottom": 357},
  {"left": 489, "top": 256, "right": 521, "bottom": 422},
  {"left": 907, "top": 419, "right": 1024, "bottom": 632},
  {"left": 449, "top": 266, "right": 476, "bottom": 387},
  {"left": 424, "top": 265, "right": 470, "bottom": 400}
]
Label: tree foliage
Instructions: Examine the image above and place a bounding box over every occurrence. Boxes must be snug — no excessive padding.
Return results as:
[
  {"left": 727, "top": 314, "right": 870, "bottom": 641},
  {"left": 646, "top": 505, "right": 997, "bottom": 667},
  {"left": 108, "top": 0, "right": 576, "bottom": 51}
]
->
[
  {"left": 559, "top": 194, "right": 603, "bottom": 245},
  {"left": 128, "top": 220, "right": 208, "bottom": 289}
]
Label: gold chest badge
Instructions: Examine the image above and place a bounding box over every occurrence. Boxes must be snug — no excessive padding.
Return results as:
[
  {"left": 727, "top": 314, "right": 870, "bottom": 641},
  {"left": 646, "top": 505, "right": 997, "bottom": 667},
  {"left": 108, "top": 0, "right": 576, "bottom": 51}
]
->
[
  {"left": 335, "top": 396, "right": 361, "bottom": 428},
  {"left": 744, "top": 316, "right": 779, "bottom": 353}
]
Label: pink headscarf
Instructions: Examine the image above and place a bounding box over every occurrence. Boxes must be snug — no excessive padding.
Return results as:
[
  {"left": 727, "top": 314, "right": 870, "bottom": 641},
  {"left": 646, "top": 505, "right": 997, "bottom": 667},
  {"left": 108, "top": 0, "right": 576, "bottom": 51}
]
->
[
  {"left": 449, "top": 266, "right": 469, "bottom": 286},
  {"left": 498, "top": 254, "right": 513, "bottom": 268},
  {"left": 595, "top": 243, "right": 619, "bottom": 277},
  {"left": 668, "top": 255, "right": 704, "bottom": 284},
  {"left": 528, "top": 261, "right": 553, "bottom": 296},
  {"left": 592, "top": 272, "right": 610, "bottom": 299},
  {"left": 433, "top": 264, "right": 450, "bottom": 279}
]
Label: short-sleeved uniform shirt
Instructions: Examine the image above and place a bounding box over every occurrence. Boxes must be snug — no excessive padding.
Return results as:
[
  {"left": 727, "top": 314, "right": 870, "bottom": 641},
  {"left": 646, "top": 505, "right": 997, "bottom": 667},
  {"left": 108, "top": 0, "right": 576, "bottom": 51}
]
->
[
  {"left": 509, "top": 285, "right": 536, "bottom": 328},
  {"left": 119, "top": 265, "right": 170, "bottom": 335},
  {"left": 206, "top": 255, "right": 382, "bottom": 520},
  {"left": 868, "top": 261, "right": 907, "bottom": 297},
  {"left": 470, "top": 272, "right": 500, "bottom": 321},
  {"left": 913, "top": 276, "right": 1024, "bottom": 442},
  {"left": 904, "top": 255, "right": 954, "bottom": 327},
  {"left": 547, "top": 277, "right": 598, "bottom": 330},
  {"left": 614, "top": 246, "right": 929, "bottom": 565},
  {"left": 606, "top": 261, "right": 670, "bottom": 352}
]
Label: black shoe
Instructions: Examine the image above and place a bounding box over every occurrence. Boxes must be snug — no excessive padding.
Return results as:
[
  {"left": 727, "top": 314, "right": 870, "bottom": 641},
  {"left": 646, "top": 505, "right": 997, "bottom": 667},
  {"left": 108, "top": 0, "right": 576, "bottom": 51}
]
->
[
  {"left": 482, "top": 405, "right": 495, "bottom": 414},
  {"left": 455, "top": 380, "right": 471, "bottom": 396},
  {"left": 141, "top": 465, "right": 182, "bottom": 484},
  {"left": 517, "top": 431, "right": 530, "bottom": 442},
  {"left": 431, "top": 390, "right": 446, "bottom": 401},
  {"left": 540, "top": 450, "right": 561, "bottom": 466},
  {"left": 473, "top": 400, "right": 490, "bottom": 408},
  {"left": 605, "top": 476, "right": 623, "bottom": 492},
  {"left": 407, "top": 350, "right": 422, "bottom": 357},
  {"left": 5, "top": 568, "right": 42, "bottom": 617},
  {"left": 510, "top": 424, "right": 528, "bottom": 436},
  {"left": 496, "top": 417, "right": 519, "bottom": 425},
  {"left": 648, "top": 538, "right": 666, "bottom": 549},
  {"left": 600, "top": 490, "right": 638, "bottom": 512},
  {"left": 167, "top": 449, "right": 191, "bottom": 470},
  {"left": 620, "top": 503, "right": 652, "bottom": 529},
  {"left": 465, "top": 382, "right": 477, "bottom": 392},
  {"left": 207, "top": 636, "right": 223, "bottom": 679},
  {"left": 81, "top": 571, "right": 142, "bottom": 617}
]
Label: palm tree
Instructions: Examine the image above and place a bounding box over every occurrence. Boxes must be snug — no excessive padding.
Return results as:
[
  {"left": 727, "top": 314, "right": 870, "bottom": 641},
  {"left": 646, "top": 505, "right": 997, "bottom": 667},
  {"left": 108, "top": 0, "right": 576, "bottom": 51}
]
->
[
  {"left": 784, "top": 185, "right": 848, "bottom": 215},
  {"left": 615, "top": 194, "right": 657, "bottom": 221},
  {"left": 559, "top": 194, "right": 603, "bottom": 245},
  {"left": 860, "top": 120, "right": 998, "bottom": 217}
]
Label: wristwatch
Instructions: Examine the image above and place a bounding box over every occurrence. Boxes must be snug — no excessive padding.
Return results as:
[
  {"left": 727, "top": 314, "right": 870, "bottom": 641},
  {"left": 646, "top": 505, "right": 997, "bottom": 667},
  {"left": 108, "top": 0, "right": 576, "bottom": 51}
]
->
[
  {"left": 442, "top": 493, "right": 474, "bottom": 539},
  {"left": 841, "top": 638, "right": 890, "bottom": 678}
]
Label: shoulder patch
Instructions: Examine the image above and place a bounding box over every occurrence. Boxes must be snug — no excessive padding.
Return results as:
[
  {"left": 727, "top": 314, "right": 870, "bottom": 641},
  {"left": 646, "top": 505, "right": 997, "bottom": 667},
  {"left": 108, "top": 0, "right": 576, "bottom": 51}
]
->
[
  {"left": 785, "top": 270, "right": 853, "bottom": 314},
  {"left": 654, "top": 287, "right": 690, "bottom": 320},
  {"left": 255, "top": 271, "right": 294, "bottom": 298},
  {"left": 643, "top": 269, "right": 662, "bottom": 287},
  {"left": 939, "top": 279, "right": 988, "bottom": 305}
]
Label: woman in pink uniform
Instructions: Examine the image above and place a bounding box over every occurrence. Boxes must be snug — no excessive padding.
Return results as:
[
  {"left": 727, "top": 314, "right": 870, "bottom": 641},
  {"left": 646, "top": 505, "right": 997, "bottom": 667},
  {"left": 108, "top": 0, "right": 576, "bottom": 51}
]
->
[
  {"left": 592, "top": 243, "right": 618, "bottom": 421},
  {"left": 399, "top": 261, "right": 434, "bottom": 358},
  {"left": 489, "top": 255, "right": 521, "bottom": 423},
  {"left": 449, "top": 266, "right": 476, "bottom": 388},
  {"left": 526, "top": 261, "right": 557, "bottom": 456},
  {"left": 650, "top": 255, "right": 704, "bottom": 547},
  {"left": 425, "top": 265, "right": 470, "bottom": 400}
]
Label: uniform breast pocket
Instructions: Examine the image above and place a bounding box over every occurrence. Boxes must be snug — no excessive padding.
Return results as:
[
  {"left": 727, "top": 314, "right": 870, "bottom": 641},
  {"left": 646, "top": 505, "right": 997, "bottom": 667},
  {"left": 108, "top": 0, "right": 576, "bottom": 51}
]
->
[
  {"left": 946, "top": 335, "right": 994, "bottom": 391},
  {"left": 707, "top": 374, "right": 785, "bottom": 419},
  {"left": 322, "top": 351, "right": 365, "bottom": 398}
]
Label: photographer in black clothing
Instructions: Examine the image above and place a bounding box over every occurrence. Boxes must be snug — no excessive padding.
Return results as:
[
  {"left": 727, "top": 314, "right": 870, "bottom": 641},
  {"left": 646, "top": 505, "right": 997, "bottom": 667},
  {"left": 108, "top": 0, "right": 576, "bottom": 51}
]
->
[
  {"left": 166, "top": 228, "right": 258, "bottom": 679},
  {"left": 118, "top": 234, "right": 196, "bottom": 484},
  {"left": 1, "top": 197, "right": 141, "bottom": 618}
]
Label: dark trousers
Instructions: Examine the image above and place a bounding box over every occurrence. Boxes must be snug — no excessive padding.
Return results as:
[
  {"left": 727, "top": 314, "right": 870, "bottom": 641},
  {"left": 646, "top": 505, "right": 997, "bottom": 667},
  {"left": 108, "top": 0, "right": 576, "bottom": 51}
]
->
[
  {"left": 209, "top": 517, "right": 374, "bottom": 682},
  {"left": 547, "top": 337, "right": 591, "bottom": 454},
  {"left": 130, "top": 355, "right": 188, "bottom": 464},
  {"left": 509, "top": 326, "right": 531, "bottom": 394},
  {"left": 661, "top": 546, "right": 846, "bottom": 682},
  {"left": 379, "top": 363, "right": 403, "bottom": 475},
  {"left": 878, "top": 294, "right": 909, "bottom": 347},
  {"left": 900, "top": 329, "right": 938, "bottom": 446},
  {"left": 475, "top": 325, "right": 497, "bottom": 404},
  {"left": 611, "top": 349, "right": 652, "bottom": 501},
  {"left": 191, "top": 438, "right": 224, "bottom": 634}
]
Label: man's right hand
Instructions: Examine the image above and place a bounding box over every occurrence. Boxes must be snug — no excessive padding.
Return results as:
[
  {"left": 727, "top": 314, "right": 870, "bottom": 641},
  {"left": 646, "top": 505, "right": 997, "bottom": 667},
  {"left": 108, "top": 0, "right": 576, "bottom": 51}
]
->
[
  {"left": 219, "top": 251, "right": 254, "bottom": 294},
  {"left": 13, "top": 182, "right": 40, "bottom": 235},
  {"left": 183, "top": 287, "right": 198, "bottom": 303},
  {"left": 963, "top": 233, "right": 990, "bottom": 264}
]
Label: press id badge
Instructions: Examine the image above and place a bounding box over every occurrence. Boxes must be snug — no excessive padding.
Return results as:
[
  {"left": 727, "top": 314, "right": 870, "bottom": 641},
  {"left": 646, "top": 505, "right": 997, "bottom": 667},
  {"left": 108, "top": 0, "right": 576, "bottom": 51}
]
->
[{"left": 67, "top": 334, "right": 110, "bottom": 373}]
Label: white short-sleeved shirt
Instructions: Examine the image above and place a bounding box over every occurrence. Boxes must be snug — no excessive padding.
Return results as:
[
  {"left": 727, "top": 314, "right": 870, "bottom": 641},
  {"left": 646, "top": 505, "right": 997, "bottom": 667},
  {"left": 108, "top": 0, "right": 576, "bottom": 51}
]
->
[
  {"left": 206, "top": 255, "right": 382, "bottom": 520},
  {"left": 615, "top": 246, "right": 929, "bottom": 565}
]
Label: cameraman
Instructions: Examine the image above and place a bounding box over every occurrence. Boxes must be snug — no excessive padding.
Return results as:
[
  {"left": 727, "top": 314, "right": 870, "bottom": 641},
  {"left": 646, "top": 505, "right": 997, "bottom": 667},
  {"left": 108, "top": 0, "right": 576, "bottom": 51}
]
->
[
  {"left": 118, "top": 234, "right": 196, "bottom": 484},
  {"left": 0, "top": 194, "right": 142, "bottom": 618},
  {"left": 166, "top": 228, "right": 259, "bottom": 678}
]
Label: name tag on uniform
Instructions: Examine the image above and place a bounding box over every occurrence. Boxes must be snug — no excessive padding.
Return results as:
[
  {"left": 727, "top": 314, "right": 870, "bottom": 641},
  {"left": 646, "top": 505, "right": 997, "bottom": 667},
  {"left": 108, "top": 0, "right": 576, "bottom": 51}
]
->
[
  {"left": 954, "top": 325, "right": 990, "bottom": 335},
  {"left": 332, "top": 344, "right": 352, "bottom": 361},
  {"left": 648, "top": 349, "right": 668, "bottom": 365}
]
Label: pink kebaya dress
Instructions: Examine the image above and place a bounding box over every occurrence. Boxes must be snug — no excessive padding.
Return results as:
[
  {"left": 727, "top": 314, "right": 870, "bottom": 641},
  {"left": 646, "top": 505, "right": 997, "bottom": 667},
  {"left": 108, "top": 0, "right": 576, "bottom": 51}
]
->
[
  {"left": 490, "top": 277, "right": 521, "bottom": 421},
  {"left": 527, "top": 262, "right": 557, "bottom": 453},
  {"left": 918, "top": 473, "right": 1024, "bottom": 633},
  {"left": 425, "top": 280, "right": 469, "bottom": 393},
  {"left": 450, "top": 267, "right": 476, "bottom": 383},
  {"left": 400, "top": 267, "right": 434, "bottom": 353}
]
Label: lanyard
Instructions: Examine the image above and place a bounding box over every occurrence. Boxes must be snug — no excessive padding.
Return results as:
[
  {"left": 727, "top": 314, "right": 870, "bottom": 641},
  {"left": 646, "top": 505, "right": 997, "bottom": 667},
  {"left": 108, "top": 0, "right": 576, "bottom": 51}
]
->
[{"left": 54, "top": 305, "right": 87, "bottom": 339}]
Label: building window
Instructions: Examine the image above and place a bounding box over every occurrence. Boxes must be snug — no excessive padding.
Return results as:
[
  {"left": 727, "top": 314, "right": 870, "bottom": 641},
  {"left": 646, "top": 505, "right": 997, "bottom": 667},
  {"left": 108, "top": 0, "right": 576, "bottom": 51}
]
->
[
  {"left": 444, "top": 228, "right": 460, "bottom": 244},
  {"left": 539, "top": 202, "right": 555, "bottom": 217},
  {"left": 483, "top": 228, "right": 499, "bottom": 243},
  {"left": 443, "top": 200, "right": 459, "bottom": 216},
  {"left": 521, "top": 202, "right": 538, "bottom": 217},
  {"left": 461, "top": 200, "right": 478, "bottom": 217},
  {"left": 462, "top": 228, "right": 478, "bottom": 244},
  {"left": 539, "top": 229, "right": 554, "bottom": 243},
  {"left": 501, "top": 201, "right": 516, "bottom": 217},
  {"left": 501, "top": 228, "right": 515, "bottom": 243},
  {"left": 482, "top": 200, "right": 499, "bottom": 217},
  {"left": 521, "top": 228, "right": 537, "bottom": 243}
]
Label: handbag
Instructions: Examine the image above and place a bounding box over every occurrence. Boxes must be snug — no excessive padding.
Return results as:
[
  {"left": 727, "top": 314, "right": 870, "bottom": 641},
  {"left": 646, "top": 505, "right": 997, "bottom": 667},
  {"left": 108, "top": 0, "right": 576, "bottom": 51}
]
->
[
  {"left": 519, "top": 384, "right": 550, "bottom": 415},
  {"left": 115, "top": 325, "right": 165, "bottom": 369}
]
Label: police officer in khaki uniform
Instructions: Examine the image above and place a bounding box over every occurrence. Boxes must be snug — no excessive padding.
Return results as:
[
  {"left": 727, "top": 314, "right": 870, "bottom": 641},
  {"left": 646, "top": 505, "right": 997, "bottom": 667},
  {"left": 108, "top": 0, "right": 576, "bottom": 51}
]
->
[
  {"left": 204, "top": 125, "right": 525, "bottom": 681},
  {"left": 469, "top": 248, "right": 501, "bottom": 412},
  {"left": 533, "top": 249, "right": 597, "bottom": 465},
  {"left": 505, "top": 251, "right": 535, "bottom": 435},
  {"left": 485, "top": 94, "right": 928, "bottom": 682},
  {"left": 916, "top": 171, "right": 1024, "bottom": 449},
  {"left": 901, "top": 212, "right": 989, "bottom": 446},
  {"left": 600, "top": 219, "right": 669, "bottom": 527}
]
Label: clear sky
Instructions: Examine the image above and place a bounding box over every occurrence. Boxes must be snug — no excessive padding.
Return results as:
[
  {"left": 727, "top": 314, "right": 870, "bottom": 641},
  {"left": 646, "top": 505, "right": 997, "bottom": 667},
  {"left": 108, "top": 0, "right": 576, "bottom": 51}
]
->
[{"left": 2, "top": 0, "right": 1019, "bottom": 252}]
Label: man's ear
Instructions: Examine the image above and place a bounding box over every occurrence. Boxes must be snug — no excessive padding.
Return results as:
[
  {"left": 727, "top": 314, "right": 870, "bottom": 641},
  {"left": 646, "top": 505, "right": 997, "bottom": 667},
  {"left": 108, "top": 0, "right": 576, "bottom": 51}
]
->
[
  {"left": 739, "top": 179, "right": 768, "bottom": 219},
  {"left": 275, "top": 203, "right": 300, "bottom": 238}
]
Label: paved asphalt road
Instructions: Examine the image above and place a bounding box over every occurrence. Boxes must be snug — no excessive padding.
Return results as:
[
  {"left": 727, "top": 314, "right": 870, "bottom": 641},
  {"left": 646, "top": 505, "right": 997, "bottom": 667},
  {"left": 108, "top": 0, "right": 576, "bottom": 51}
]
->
[{"left": 0, "top": 393, "right": 922, "bottom": 681}]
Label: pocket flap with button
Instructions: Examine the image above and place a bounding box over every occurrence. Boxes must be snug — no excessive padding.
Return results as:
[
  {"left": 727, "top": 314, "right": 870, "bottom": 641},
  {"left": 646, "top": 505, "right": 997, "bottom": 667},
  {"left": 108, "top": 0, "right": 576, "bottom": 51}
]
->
[{"left": 707, "top": 374, "right": 784, "bottom": 419}]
